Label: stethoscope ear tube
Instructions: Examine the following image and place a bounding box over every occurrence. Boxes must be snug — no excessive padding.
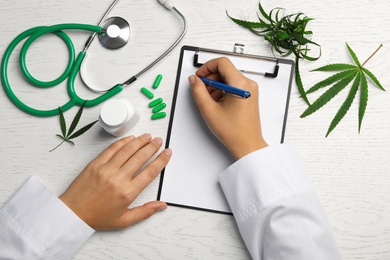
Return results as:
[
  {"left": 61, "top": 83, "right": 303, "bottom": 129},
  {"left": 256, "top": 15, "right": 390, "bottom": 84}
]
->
[{"left": 122, "top": 6, "right": 188, "bottom": 86}]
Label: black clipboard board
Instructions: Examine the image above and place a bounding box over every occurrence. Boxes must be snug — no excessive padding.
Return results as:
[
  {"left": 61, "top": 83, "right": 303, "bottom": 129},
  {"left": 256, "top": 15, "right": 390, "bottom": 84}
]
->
[{"left": 158, "top": 45, "right": 294, "bottom": 214}]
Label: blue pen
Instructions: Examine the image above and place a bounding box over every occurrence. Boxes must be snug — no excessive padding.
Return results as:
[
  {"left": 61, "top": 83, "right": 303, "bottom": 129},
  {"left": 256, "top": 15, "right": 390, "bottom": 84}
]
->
[{"left": 199, "top": 77, "right": 251, "bottom": 99}]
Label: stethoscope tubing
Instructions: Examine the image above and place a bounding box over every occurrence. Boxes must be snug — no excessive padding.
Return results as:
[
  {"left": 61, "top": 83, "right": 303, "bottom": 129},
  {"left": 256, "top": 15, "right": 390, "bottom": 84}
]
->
[
  {"left": 2, "top": 1, "right": 187, "bottom": 117},
  {"left": 1, "top": 24, "right": 122, "bottom": 117}
]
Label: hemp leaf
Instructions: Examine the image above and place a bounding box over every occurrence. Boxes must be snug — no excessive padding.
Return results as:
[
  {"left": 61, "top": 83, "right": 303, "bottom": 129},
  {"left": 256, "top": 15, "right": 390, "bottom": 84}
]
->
[
  {"left": 50, "top": 102, "right": 98, "bottom": 152},
  {"left": 227, "top": 2, "right": 320, "bottom": 105},
  {"left": 301, "top": 43, "right": 384, "bottom": 137}
]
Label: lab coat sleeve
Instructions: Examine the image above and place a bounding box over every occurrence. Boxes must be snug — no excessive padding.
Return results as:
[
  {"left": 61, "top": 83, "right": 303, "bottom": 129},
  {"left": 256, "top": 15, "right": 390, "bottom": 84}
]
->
[
  {"left": 0, "top": 176, "right": 95, "bottom": 260},
  {"left": 218, "top": 144, "right": 342, "bottom": 260}
]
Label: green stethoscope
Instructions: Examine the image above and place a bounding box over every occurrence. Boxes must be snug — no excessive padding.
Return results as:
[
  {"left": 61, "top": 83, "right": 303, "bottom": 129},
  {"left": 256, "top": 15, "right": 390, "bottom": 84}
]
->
[{"left": 1, "top": 0, "right": 187, "bottom": 117}]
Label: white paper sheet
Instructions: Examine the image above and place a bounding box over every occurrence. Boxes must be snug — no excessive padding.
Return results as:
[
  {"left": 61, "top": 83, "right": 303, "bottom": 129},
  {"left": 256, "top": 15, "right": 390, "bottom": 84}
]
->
[{"left": 158, "top": 46, "right": 294, "bottom": 214}]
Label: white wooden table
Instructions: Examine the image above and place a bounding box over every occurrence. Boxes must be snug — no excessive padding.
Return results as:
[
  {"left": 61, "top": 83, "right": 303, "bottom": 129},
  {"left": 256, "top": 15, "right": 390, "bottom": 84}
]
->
[{"left": 1, "top": 0, "right": 389, "bottom": 259}]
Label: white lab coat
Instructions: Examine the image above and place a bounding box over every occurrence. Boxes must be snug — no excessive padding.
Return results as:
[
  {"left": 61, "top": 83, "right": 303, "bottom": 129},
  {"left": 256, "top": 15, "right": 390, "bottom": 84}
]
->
[
  {"left": 219, "top": 144, "right": 342, "bottom": 260},
  {"left": 0, "top": 144, "right": 342, "bottom": 259}
]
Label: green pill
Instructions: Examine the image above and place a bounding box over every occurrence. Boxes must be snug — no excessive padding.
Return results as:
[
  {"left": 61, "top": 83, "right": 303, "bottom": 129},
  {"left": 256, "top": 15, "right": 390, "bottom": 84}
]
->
[
  {"left": 141, "top": 87, "right": 154, "bottom": 99},
  {"left": 149, "top": 98, "right": 163, "bottom": 108},
  {"left": 151, "top": 112, "right": 166, "bottom": 120},
  {"left": 152, "top": 102, "right": 166, "bottom": 113},
  {"left": 153, "top": 74, "right": 163, "bottom": 89}
]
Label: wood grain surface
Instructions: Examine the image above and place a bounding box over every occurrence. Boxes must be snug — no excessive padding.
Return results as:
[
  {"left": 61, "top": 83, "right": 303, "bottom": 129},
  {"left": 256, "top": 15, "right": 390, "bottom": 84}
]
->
[{"left": 1, "top": 0, "right": 389, "bottom": 259}]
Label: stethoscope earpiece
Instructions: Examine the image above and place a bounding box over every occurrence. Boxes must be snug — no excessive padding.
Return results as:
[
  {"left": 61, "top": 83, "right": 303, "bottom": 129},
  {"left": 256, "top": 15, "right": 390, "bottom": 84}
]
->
[{"left": 158, "top": 0, "right": 174, "bottom": 10}]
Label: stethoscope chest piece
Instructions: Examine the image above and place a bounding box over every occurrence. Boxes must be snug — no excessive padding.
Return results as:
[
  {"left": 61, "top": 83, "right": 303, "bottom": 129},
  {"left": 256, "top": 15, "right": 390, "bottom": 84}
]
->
[{"left": 99, "top": 16, "right": 130, "bottom": 49}]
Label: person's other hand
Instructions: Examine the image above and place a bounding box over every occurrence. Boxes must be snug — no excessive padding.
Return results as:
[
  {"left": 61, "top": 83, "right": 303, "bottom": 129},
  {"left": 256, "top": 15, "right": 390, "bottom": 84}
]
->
[
  {"left": 59, "top": 134, "right": 172, "bottom": 230},
  {"left": 189, "top": 57, "right": 267, "bottom": 160}
]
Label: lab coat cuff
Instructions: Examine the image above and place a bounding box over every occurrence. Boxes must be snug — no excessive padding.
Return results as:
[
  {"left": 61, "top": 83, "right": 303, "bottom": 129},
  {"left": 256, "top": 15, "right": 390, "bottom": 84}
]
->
[
  {"left": 218, "top": 144, "right": 314, "bottom": 221},
  {"left": 0, "top": 176, "right": 95, "bottom": 259}
]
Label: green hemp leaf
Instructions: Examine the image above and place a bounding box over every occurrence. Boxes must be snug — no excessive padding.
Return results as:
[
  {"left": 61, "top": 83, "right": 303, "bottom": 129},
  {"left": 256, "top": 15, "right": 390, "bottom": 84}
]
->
[
  {"left": 301, "top": 43, "right": 384, "bottom": 137},
  {"left": 227, "top": 2, "right": 321, "bottom": 105},
  {"left": 50, "top": 102, "right": 98, "bottom": 152}
]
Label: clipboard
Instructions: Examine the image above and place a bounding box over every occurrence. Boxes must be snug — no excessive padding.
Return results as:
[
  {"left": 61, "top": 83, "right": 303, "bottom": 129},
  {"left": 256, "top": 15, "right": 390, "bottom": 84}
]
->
[{"left": 157, "top": 45, "right": 295, "bottom": 214}]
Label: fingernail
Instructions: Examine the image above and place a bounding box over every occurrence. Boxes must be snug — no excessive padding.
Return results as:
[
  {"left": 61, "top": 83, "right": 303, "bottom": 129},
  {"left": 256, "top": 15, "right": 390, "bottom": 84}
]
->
[
  {"left": 142, "top": 133, "right": 152, "bottom": 141},
  {"left": 155, "top": 137, "right": 162, "bottom": 145},
  {"left": 127, "top": 135, "right": 135, "bottom": 141},
  {"left": 188, "top": 75, "right": 196, "bottom": 86},
  {"left": 157, "top": 204, "right": 168, "bottom": 211},
  {"left": 164, "top": 148, "right": 172, "bottom": 156}
]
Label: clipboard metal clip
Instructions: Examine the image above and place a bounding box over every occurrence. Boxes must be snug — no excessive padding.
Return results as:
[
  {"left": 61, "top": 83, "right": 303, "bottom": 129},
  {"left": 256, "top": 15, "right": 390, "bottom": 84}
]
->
[{"left": 193, "top": 43, "right": 279, "bottom": 78}]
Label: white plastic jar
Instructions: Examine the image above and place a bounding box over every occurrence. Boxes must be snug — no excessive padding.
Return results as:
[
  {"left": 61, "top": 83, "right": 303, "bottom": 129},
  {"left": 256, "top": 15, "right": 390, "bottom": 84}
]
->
[{"left": 99, "top": 98, "right": 140, "bottom": 137}]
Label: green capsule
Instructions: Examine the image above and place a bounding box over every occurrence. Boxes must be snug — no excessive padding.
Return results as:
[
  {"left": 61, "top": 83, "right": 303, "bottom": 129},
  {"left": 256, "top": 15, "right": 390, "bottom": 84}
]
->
[
  {"left": 152, "top": 102, "right": 166, "bottom": 113},
  {"left": 141, "top": 87, "right": 154, "bottom": 99},
  {"left": 149, "top": 98, "right": 163, "bottom": 108},
  {"left": 151, "top": 112, "right": 166, "bottom": 120},
  {"left": 153, "top": 74, "right": 163, "bottom": 89}
]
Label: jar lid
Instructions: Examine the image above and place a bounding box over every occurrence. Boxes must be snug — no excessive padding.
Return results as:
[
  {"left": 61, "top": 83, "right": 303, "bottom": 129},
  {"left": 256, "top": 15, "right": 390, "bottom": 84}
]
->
[{"left": 100, "top": 99, "right": 128, "bottom": 127}]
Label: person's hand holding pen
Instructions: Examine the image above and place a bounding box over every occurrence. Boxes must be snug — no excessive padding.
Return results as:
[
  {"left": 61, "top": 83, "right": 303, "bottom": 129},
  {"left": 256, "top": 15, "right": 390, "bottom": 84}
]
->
[
  {"left": 188, "top": 57, "right": 268, "bottom": 160},
  {"left": 59, "top": 134, "right": 172, "bottom": 230}
]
